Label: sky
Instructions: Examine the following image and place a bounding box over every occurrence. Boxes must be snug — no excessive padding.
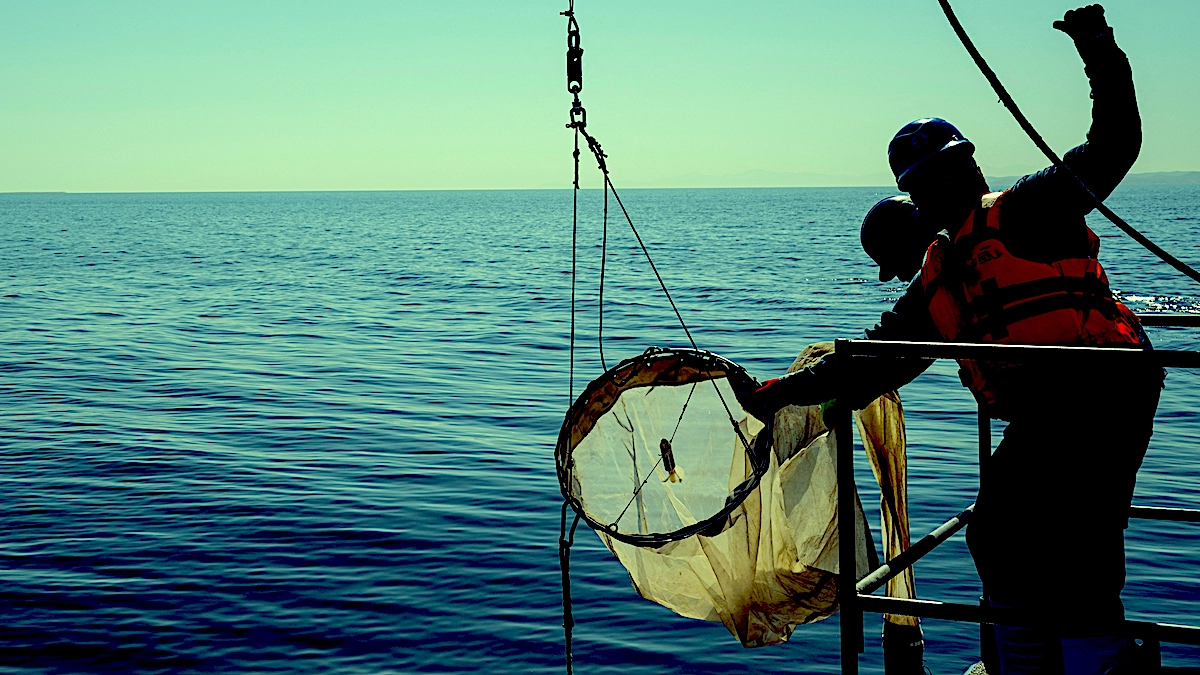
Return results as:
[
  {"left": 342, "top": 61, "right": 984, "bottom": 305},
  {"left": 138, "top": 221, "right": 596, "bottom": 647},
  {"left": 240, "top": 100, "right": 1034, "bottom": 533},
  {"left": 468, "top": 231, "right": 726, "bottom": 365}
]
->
[{"left": 1, "top": 0, "right": 1198, "bottom": 192}]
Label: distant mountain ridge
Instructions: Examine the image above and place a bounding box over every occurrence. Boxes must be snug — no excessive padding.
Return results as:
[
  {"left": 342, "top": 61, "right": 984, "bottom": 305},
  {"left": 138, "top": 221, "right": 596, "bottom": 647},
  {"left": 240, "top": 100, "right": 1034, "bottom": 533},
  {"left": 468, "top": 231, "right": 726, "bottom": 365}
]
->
[
  {"left": 639, "top": 169, "right": 1200, "bottom": 191},
  {"left": 639, "top": 168, "right": 894, "bottom": 189},
  {"left": 989, "top": 171, "right": 1200, "bottom": 191}
]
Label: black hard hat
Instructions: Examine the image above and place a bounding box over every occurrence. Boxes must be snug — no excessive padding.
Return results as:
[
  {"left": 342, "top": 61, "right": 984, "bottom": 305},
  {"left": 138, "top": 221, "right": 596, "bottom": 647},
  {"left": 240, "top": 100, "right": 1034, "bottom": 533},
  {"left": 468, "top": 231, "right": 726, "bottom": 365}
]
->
[
  {"left": 888, "top": 118, "right": 975, "bottom": 191},
  {"left": 861, "top": 196, "right": 919, "bottom": 282}
]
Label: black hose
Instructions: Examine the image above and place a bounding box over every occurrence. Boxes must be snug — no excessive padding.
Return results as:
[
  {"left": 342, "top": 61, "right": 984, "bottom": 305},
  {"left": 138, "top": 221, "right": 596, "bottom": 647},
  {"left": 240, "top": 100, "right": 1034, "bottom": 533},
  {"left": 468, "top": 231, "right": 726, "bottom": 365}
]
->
[{"left": 937, "top": 0, "right": 1200, "bottom": 286}]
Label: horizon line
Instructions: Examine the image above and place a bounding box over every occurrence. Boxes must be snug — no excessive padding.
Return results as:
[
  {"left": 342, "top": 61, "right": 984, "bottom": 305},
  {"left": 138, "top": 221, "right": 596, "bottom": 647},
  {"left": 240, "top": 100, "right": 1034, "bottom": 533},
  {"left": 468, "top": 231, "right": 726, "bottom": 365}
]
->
[{"left": 4, "top": 170, "right": 1199, "bottom": 196}]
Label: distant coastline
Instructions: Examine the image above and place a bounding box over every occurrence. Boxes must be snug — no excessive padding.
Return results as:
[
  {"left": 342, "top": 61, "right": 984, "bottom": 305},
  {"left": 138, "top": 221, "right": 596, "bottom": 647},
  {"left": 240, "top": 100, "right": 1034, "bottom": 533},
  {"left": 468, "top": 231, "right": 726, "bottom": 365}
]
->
[
  {"left": 5, "top": 173, "right": 1198, "bottom": 194},
  {"left": 633, "top": 169, "right": 1200, "bottom": 190},
  {"left": 989, "top": 171, "right": 1200, "bottom": 190}
]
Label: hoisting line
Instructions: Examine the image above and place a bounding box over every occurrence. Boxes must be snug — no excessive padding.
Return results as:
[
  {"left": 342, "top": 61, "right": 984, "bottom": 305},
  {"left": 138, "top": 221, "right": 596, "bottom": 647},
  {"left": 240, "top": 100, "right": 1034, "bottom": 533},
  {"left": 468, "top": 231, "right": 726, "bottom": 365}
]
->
[
  {"left": 560, "top": 7, "right": 585, "bottom": 672},
  {"left": 570, "top": 126, "right": 579, "bottom": 402},
  {"left": 599, "top": 170, "right": 609, "bottom": 371},
  {"left": 937, "top": 0, "right": 1200, "bottom": 286},
  {"left": 559, "top": 500, "right": 581, "bottom": 675},
  {"left": 557, "top": 4, "right": 753, "bottom": 670},
  {"left": 577, "top": 126, "right": 699, "bottom": 352},
  {"left": 563, "top": 0, "right": 696, "bottom": 356}
]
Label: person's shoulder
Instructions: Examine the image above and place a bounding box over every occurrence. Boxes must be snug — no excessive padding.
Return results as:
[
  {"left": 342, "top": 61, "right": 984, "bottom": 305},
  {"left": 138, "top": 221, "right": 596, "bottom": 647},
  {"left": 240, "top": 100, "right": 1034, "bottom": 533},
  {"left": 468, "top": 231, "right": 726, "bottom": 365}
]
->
[
  {"left": 915, "top": 232, "right": 952, "bottom": 289},
  {"left": 996, "top": 167, "right": 1063, "bottom": 223},
  {"left": 1007, "top": 166, "right": 1058, "bottom": 196}
]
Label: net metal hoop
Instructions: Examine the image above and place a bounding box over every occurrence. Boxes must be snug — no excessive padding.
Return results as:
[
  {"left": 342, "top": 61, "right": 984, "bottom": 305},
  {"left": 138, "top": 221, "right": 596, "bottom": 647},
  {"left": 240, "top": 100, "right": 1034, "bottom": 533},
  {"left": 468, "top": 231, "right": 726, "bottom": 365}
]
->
[{"left": 555, "top": 346, "right": 773, "bottom": 547}]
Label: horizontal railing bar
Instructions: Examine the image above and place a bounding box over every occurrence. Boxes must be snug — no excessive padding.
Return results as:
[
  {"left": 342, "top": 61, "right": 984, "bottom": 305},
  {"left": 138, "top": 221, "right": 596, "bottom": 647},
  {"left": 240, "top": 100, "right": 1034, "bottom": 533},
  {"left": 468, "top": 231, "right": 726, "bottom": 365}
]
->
[
  {"left": 844, "top": 340, "right": 1200, "bottom": 368},
  {"left": 1130, "top": 506, "right": 1200, "bottom": 523},
  {"left": 852, "top": 506, "right": 1196, "bottom": 597},
  {"left": 1137, "top": 314, "right": 1200, "bottom": 327},
  {"left": 855, "top": 596, "right": 1200, "bottom": 646},
  {"left": 857, "top": 595, "right": 1014, "bottom": 624},
  {"left": 857, "top": 505, "right": 974, "bottom": 595}
]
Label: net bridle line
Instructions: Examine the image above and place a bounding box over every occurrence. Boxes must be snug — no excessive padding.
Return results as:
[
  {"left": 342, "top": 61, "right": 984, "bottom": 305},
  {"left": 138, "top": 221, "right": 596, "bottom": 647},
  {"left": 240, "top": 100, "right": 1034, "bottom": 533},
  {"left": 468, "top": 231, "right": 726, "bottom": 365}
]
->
[
  {"left": 668, "top": 382, "right": 698, "bottom": 444},
  {"left": 608, "top": 369, "right": 756, "bottom": 533},
  {"left": 557, "top": 351, "right": 773, "bottom": 548}
]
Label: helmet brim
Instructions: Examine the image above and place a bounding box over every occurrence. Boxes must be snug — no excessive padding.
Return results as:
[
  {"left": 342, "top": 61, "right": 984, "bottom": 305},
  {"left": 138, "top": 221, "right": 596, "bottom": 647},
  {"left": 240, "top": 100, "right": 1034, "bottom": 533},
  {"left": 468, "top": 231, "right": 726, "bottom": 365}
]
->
[{"left": 895, "top": 139, "right": 975, "bottom": 192}]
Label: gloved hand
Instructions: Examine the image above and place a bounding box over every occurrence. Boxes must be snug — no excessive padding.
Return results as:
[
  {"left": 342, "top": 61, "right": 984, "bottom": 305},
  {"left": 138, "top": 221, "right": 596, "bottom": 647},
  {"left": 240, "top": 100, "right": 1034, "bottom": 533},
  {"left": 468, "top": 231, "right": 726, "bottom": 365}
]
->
[
  {"left": 729, "top": 370, "right": 767, "bottom": 422},
  {"left": 1053, "top": 4, "right": 1111, "bottom": 44},
  {"left": 742, "top": 373, "right": 803, "bottom": 422},
  {"left": 731, "top": 378, "right": 771, "bottom": 423},
  {"left": 739, "top": 375, "right": 847, "bottom": 428}
]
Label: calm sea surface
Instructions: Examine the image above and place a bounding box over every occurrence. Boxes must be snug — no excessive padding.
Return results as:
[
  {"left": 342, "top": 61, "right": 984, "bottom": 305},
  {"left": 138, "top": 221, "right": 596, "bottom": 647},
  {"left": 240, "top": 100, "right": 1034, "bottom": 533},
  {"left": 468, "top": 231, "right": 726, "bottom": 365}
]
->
[{"left": 1, "top": 186, "right": 1198, "bottom": 674}]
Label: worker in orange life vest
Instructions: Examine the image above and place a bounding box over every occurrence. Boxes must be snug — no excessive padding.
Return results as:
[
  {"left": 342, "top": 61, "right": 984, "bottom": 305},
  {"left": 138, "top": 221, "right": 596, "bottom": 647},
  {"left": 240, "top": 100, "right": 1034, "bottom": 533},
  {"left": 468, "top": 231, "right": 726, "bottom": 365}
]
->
[{"left": 741, "top": 6, "right": 1165, "bottom": 674}]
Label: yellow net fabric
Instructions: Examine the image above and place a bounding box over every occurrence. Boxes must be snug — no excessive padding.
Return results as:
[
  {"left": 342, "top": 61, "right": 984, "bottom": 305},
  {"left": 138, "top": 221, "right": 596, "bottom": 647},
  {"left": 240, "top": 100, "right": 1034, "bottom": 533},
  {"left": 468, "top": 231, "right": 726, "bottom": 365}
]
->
[{"left": 595, "top": 343, "right": 918, "bottom": 646}]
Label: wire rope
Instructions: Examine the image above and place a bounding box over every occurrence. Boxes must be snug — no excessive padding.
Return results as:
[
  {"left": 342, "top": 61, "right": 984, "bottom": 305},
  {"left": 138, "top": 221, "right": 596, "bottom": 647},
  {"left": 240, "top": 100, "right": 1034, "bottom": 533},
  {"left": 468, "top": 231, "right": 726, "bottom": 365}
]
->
[
  {"left": 598, "top": 175, "right": 608, "bottom": 371},
  {"left": 569, "top": 127, "right": 580, "bottom": 403},
  {"left": 936, "top": 0, "right": 1200, "bottom": 286},
  {"left": 558, "top": 501, "right": 581, "bottom": 675}
]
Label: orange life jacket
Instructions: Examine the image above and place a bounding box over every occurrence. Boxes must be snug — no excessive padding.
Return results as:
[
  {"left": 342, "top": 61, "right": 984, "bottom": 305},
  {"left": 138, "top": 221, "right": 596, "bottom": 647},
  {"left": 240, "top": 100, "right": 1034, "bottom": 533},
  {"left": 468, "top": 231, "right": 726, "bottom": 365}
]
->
[{"left": 919, "top": 191, "right": 1145, "bottom": 412}]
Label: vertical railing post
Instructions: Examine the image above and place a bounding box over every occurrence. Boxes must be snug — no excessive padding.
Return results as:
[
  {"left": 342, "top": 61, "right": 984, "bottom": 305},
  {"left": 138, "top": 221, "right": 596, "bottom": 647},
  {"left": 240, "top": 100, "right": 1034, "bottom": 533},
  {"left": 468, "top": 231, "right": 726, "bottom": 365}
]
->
[
  {"left": 977, "top": 403, "right": 989, "bottom": 487},
  {"left": 977, "top": 402, "right": 999, "bottom": 674},
  {"left": 835, "top": 339, "right": 861, "bottom": 675}
]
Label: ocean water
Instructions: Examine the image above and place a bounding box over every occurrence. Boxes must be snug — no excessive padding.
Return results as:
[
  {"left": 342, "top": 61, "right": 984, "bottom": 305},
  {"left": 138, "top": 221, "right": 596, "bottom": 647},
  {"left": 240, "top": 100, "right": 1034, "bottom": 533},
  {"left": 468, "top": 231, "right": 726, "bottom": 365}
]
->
[{"left": 1, "top": 186, "right": 1198, "bottom": 674}]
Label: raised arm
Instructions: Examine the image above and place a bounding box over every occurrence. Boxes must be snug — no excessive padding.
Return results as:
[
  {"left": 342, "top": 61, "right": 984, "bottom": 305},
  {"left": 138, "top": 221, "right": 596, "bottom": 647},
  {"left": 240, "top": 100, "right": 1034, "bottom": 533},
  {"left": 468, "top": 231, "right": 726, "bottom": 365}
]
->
[{"left": 1005, "top": 5, "right": 1140, "bottom": 241}]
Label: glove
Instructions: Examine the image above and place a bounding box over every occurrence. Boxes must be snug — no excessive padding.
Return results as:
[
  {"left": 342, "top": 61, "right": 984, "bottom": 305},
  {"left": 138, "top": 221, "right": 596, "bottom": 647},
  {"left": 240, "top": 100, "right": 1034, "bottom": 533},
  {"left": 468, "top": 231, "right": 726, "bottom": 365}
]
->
[
  {"left": 730, "top": 375, "right": 786, "bottom": 423},
  {"left": 729, "top": 370, "right": 767, "bottom": 422},
  {"left": 1052, "top": 4, "right": 1111, "bottom": 44},
  {"left": 742, "top": 372, "right": 805, "bottom": 422},
  {"left": 741, "top": 377, "right": 847, "bottom": 428}
]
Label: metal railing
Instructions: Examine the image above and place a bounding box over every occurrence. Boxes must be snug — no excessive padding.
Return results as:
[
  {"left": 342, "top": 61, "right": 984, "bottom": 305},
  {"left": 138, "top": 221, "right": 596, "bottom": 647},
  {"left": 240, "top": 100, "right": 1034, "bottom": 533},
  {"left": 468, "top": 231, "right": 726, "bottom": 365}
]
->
[{"left": 833, "top": 314, "right": 1200, "bottom": 675}]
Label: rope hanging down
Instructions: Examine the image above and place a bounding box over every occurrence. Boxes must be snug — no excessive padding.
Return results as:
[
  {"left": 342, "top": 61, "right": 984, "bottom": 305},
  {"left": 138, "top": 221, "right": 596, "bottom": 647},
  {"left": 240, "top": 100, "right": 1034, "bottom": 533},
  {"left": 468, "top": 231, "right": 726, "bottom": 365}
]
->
[
  {"left": 937, "top": 0, "right": 1200, "bottom": 286},
  {"left": 558, "top": 501, "right": 581, "bottom": 675}
]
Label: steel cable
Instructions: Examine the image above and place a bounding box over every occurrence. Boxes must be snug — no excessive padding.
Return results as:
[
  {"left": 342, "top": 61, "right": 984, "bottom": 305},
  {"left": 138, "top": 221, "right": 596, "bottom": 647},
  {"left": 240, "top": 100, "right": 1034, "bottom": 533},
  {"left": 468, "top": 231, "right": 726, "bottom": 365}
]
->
[
  {"left": 937, "top": 0, "right": 1200, "bottom": 286},
  {"left": 558, "top": 501, "right": 581, "bottom": 675}
]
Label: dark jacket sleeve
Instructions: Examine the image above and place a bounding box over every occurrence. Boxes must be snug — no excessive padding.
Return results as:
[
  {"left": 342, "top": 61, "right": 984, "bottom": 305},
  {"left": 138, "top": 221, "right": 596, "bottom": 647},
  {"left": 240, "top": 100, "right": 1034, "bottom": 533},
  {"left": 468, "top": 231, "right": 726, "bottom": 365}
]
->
[
  {"left": 1001, "top": 34, "right": 1141, "bottom": 261},
  {"left": 766, "top": 278, "right": 938, "bottom": 410}
]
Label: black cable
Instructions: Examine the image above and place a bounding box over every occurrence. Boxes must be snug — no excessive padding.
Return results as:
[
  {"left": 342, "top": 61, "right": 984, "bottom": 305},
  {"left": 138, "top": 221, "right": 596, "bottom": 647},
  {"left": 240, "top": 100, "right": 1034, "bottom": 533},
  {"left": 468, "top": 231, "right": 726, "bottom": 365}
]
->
[
  {"left": 668, "top": 383, "right": 698, "bottom": 444},
  {"left": 581, "top": 134, "right": 753, "bottom": 451},
  {"left": 561, "top": 8, "right": 583, "bottom": 675},
  {"left": 570, "top": 127, "right": 580, "bottom": 402},
  {"left": 936, "top": 0, "right": 1200, "bottom": 286},
  {"left": 559, "top": 500, "right": 581, "bottom": 675},
  {"left": 608, "top": 182, "right": 698, "bottom": 349},
  {"left": 574, "top": 129, "right": 755, "bottom": 499},
  {"left": 599, "top": 175, "right": 608, "bottom": 371},
  {"left": 578, "top": 127, "right": 698, "bottom": 350},
  {"left": 611, "top": 445, "right": 667, "bottom": 531}
]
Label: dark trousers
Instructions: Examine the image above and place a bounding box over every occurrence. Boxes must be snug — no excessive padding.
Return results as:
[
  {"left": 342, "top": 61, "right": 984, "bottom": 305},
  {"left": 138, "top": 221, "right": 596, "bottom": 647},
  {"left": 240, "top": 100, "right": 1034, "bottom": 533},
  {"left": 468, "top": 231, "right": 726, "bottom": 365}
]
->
[{"left": 966, "top": 368, "right": 1162, "bottom": 640}]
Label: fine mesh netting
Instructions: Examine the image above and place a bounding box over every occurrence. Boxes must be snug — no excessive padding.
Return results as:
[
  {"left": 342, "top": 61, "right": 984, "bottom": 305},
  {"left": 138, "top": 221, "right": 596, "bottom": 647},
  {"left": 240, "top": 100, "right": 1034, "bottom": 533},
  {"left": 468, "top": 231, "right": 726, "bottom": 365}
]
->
[
  {"left": 556, "top": 347, "right": 769, "bottom": 546},
  {"left": 557, "top": 343, "right": 920, "bottom": 647}
]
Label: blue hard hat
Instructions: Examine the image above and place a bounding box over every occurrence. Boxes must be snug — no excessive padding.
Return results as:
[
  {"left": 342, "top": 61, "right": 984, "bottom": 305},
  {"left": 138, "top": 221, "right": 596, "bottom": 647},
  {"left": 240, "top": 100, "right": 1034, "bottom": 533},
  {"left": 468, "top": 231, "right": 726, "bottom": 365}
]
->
[{"left": 888, "top": 118, "right": 975, "bottom": 191}]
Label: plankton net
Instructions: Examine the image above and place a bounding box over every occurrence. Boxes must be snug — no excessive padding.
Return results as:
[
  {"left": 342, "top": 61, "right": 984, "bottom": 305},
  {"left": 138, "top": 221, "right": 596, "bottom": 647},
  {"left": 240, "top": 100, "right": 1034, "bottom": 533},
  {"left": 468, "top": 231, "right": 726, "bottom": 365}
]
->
[
  {"left": 552, "top": 3, "right": 924, "bottom": 669},
  {"left": 556, "top": 347, "right": 772, "bottom": 547}
]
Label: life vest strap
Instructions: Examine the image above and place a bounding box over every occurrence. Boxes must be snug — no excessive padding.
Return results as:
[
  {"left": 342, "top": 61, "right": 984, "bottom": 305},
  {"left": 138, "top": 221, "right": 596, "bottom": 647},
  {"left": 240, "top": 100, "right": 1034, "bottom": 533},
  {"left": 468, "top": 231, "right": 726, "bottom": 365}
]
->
[
  {"left": 965, "top": 274, "right": 1112, "bottom": 318},
  {"left": 963, "top": 291, "right": 1120, "bottom": 342}
]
